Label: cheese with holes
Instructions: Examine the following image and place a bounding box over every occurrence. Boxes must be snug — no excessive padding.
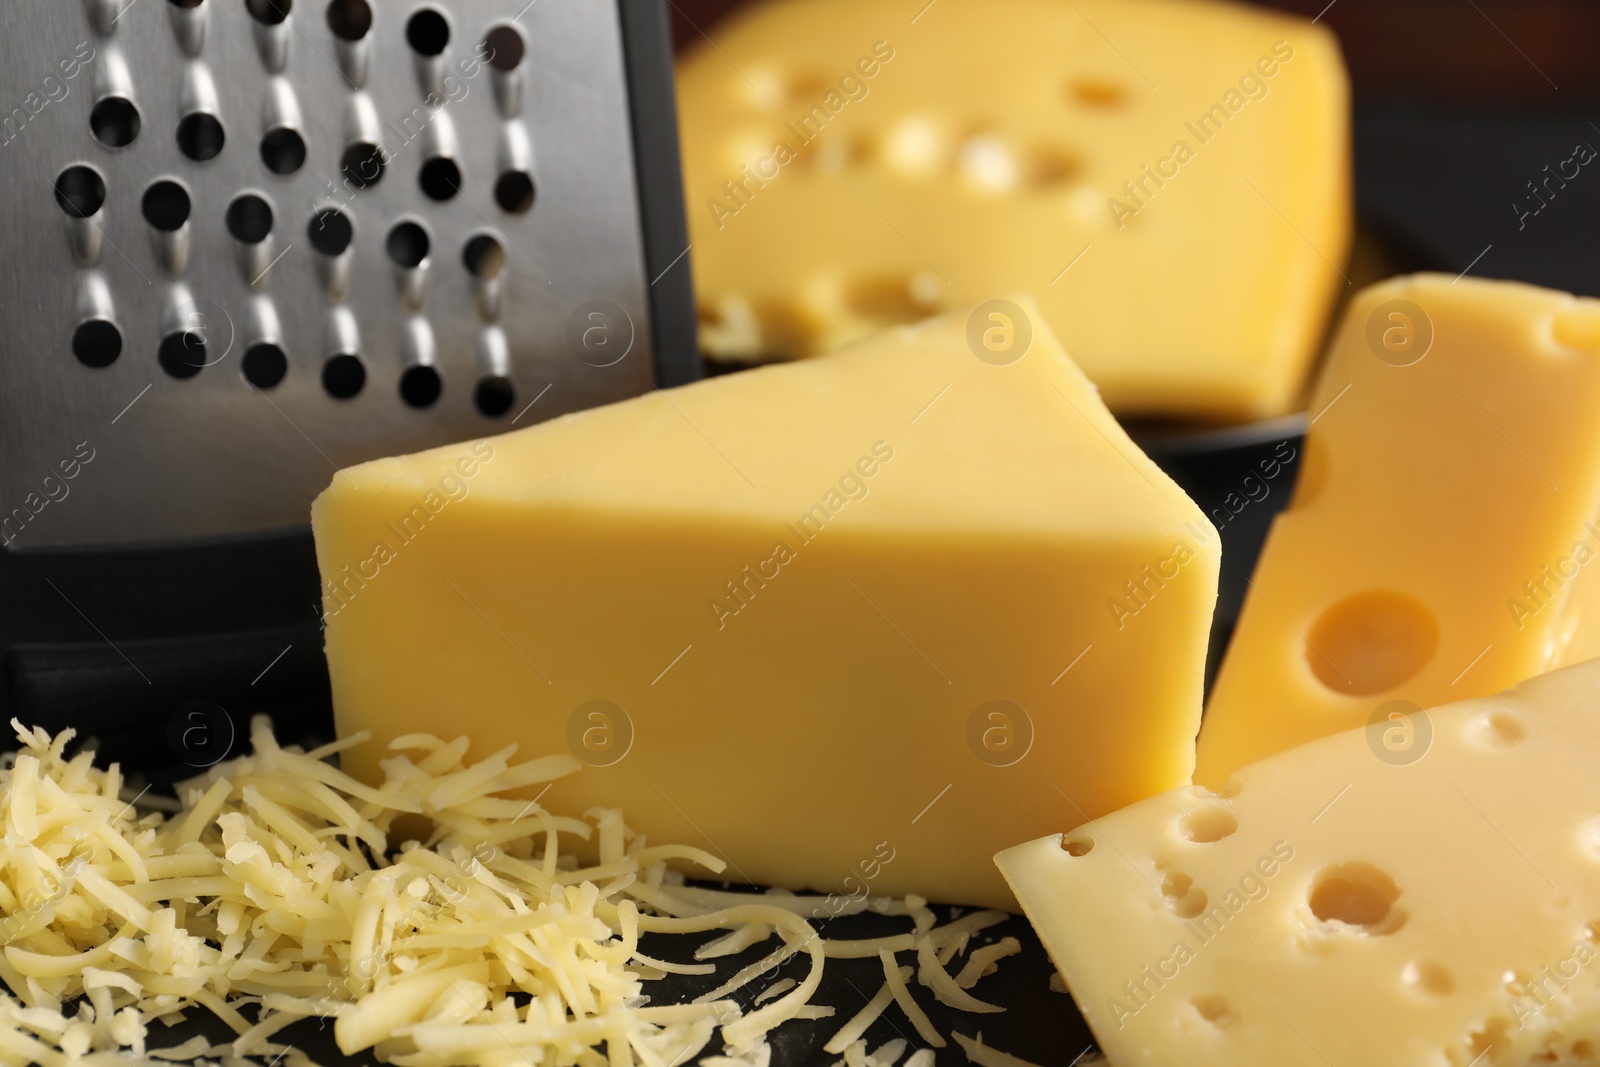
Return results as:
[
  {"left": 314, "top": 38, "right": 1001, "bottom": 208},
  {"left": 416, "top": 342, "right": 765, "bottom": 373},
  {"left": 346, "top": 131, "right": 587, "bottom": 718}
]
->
[
  {"left": 676, "top": 0, "right": 1350, "bottom": 419},
  {"left": 1197, "top": 275, "right": 1600, "bottom": 786},
  {"left": 998, "top": 659, "right": 1600, "bottom": 1067},
  {"left": 312, "top": 297, "right": 1219, "bottom": 909}
]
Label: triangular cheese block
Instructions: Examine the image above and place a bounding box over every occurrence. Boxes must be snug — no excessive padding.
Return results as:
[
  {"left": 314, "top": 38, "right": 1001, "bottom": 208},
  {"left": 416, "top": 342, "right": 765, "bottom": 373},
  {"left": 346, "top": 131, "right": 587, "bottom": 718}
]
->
[
  {"left": 313, "top": 297, "right": 1219, "bottom": 908},
  {"left": 999, "top": 658, "right": 1600, "bottom": 1067}
]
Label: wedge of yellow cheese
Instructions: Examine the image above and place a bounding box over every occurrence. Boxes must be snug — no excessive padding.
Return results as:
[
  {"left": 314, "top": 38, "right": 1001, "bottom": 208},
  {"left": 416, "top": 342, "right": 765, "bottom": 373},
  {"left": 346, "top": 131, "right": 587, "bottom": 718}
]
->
[
  {"left": 312, "top": 298, "right": 1219, "bottom": 909},
  {"left": 677, "top": 0, "right": 1350, "bottom": 420},
  {"left": 1197, "top": 275, "right": 1600, "bottom": 786},
  {"left": 999, "top": 658, "right": 1600, "bottom": 1067}
]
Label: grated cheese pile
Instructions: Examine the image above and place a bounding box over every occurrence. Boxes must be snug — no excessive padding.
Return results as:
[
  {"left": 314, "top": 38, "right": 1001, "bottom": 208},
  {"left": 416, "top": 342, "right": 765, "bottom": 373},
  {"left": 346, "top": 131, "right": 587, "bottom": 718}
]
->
[{"left": 0, "top": 717, "right": 1053, "bottom": 1067}]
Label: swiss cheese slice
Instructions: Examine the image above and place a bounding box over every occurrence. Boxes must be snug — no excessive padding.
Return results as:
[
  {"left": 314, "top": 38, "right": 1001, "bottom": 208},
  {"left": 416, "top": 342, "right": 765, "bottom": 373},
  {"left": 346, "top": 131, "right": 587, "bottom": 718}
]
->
[
  {"left": 312, "top": 297, "right": 1219, "bottom": 909},
  {"left": 1197, "top": 275, "right": 1600, "bottom": 785},
  {"left": 676, "top": 0, "right": 1350, "bottom": 420},
  {"left": 998, "top": 658, "right": 1600, "bottom": 1067}
]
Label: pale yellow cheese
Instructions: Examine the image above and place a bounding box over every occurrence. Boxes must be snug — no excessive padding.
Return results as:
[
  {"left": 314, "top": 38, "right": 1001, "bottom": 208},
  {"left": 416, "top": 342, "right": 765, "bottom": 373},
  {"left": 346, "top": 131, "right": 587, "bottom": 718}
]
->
[
  {"left": 998, "top": 658, "right": 1600, "bottom": 1067},
  {"left": 1197, "top": 275, "right": 1600, "bottom": 786},
  {"left": 676, "top": 0, "right": 1350, "bottom": 420},
  {"left": 312, "top": 297, "right": 1219, "bottom": 909}
]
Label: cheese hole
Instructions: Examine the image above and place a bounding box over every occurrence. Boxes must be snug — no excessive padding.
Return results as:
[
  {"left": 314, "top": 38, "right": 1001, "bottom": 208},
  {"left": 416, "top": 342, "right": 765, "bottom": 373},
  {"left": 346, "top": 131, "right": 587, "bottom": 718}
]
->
[
  {"left": 958, "top": 134, "right": 1017, "bottom": 195},
  {"left": 1470, "top": 709, "right": 1526, "bottom": 748},
  {"left": 1403, "top": 959, "right": 1453, "bottom": 995},
  {"left": 1305, "top": 590, "right": 1438, "bottom": 695},
  {"left": 1022, "top": 144, "right": 1083, "bottom": 190},
  {"left": 1308, "top": 862, "right": 1405, "bottom": 934},
  {"left": 783, "top": 70, "right": 832, "bottom": 103},
  {"left": 844, "top": 274, "right": 940, "bottom": 323},
  {"left": 1574, "top": 1040, "right": 1596, "bottom": 1059},
  {"left": 1059, "top": 836, "right": 1093, "bottom": 857},
  {"left": 1552, "top": 304, "right": 1600, "bottom": 351},
  {"left": 1160, "top": 871, "right": 1207, "bottom": 918},
  {"left": 1069, "top": 78, "right": 1128, "bottom": 108},
  {"left": 1178, "top": 806, "right": 1237, "bottom": 844},
  {"left": 1468, "top": 1018, "right": 1512, "bottom": 1061},
  {"left": 882, "top": 115, "right": 949, "bottom": 178},
  {"left": 1191, "top": 994, "right": 1232, "bottom": 1027}
]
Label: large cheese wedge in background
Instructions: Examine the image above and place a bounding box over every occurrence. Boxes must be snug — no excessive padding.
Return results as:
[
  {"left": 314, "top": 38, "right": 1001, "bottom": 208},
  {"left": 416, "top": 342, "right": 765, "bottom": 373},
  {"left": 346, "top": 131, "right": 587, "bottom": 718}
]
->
[
  {"left": 312, "top": 298, "right": 1219, "bottom": 909},
  {"left": 1197, "top": 275, "right": 1600, "bottom": 786},
  {"left": 998, "top": 658, "right": 1600, "bottom": 1067},
  {"left": 677, "top": 0, "right": 1350, "bottom": 420}
]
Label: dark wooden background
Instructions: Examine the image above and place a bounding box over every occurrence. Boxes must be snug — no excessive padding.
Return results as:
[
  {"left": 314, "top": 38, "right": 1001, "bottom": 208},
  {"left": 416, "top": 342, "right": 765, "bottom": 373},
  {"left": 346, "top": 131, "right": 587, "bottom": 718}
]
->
[{"left": 667, "top": 0, "right": 1600, "bottom": 105}]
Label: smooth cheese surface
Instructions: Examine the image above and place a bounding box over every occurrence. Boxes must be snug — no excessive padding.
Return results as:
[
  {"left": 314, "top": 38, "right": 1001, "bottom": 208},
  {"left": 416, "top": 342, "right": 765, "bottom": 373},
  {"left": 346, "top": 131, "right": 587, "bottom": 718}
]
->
[
  {"left": 998, "top": 659, "right": 1600, "bottom": 1067},
  {"left": 312, "top": 298, "right": 1219, "bottom": 909},
  {"left": 677, "top": 0, "right": 1350, "bottom": 420},
  {"left": 1197, "top": 274, "right": 1600, "bottom": 786}
]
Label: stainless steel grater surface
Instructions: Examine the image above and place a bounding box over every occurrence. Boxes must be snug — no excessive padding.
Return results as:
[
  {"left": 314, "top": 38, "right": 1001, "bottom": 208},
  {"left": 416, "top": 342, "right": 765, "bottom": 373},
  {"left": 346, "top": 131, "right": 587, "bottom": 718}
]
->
[{"left": 1, "top": 0, "right": 696, "bottom": 549}]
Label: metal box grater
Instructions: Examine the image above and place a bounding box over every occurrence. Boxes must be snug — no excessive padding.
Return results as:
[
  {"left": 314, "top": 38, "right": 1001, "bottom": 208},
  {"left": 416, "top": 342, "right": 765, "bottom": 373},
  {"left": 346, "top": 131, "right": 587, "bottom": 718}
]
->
[{"left": 0, "top": 0, "right": 697, "bottom": 752}]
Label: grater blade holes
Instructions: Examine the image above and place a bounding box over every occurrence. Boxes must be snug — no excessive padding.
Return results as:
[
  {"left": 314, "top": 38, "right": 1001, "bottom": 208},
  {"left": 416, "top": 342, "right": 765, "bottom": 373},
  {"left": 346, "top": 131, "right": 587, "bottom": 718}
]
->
[
  {"left": 493, "top": 170, "right": 534, "bottom": 214},
  {"left": 341, "top": 142, "right": 386, "bottom": 189},
  {"left": 260, "top": 129, "right": 306, "bottom": 174},
  {"left": 226, "top": 194, "right": 274, "bottom": 244},
  {"left": 142, "top": 180, "right": 192, "bottom": 232},
  {"left": 386, "top": 221, "right": 430, "bottom": 268},
  {"left": 474, "top": 375, "right": 514, "bottom": 417},
  {"left": 245, "top": 0, "right": 291, "bottom": 24},
  {"left": 483, "top": 24, "right": 524, "bottom": 71},
  {"left": 242, "top": 342, "right": 288, "bottom": 388},
  {"left": 307, "top": 208, "right": 353, "bottom": 256},
  {"left": 322, "top": 354, "right": 365, "bottom": 398},
  {"left": 89, "top": 97, "right": 141, "bottom": 149},
  {"left": 54, "top": 166, "right": 107, "bottom": 219},
  {"left": 325, "top": 0, "right": 371, "bottom": 41},
  {"left": 177, "top": 113, "right": 226, "bottom": 162},
  {"left": 405, "top": 8, "right": 450, "bottom": 57},
  {"left": 418, "top": 157, "right": 461, "bottom": 201},
  {"left": 400, "top": 365, "right": 442, "bottom": 408},
  {"left": 166, "top": 0, "right": 205, "bottom": 7},
  {"left": 158, "top": 330, "right": 207, "bottom": 379},
  {"left": 72, "top": 321, "right": 123, "bottom": 369},
  {"left": 462, "top": 234, "right": 504, "bottom": 280}
]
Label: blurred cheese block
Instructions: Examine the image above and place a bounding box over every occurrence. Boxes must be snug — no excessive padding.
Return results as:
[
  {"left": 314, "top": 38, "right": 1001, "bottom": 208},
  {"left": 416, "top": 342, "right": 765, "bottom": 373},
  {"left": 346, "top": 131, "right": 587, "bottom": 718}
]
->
[
  {"left": 999, "top": 659, "right": 1600, "bottom": 1067},
  {"left": 676, "top": 0, "right": 1350, "bottom": 420},
  {"left": 312, "top": 297, "right": 1219, "bottom": 909},
  {"left": 1198, "top": 275, "right": 1600, "bottom": 785}
]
